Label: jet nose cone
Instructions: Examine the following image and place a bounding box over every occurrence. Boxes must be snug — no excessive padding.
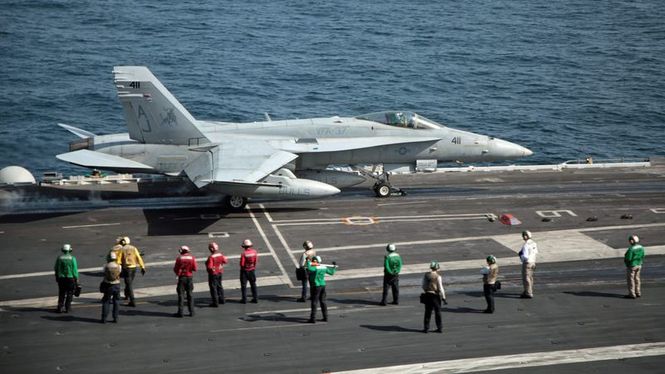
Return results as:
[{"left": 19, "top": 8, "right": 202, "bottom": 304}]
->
[{"left": 523, "top": 147, "right": 534, "bottom": 157}]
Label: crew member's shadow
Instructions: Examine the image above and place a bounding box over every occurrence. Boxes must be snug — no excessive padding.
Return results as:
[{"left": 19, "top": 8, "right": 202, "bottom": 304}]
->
[
  {"left": 442, "top": 306, "right": 485, "bottom": 313},
  {"left": 328, "top": 298, "right": 380, "bottom": 306},
  {"left": 360, "top": 324, "right": 422, "bottom": 333},
  {"left": 120, "top": 309, "right": 174, "bottom": 318},
  {"left": 563, "top": 291, "right": 625, "bottom": 299},
  {"left": 42, "top": 315, "right": 100, "bottom": 324},
  {"left": 241, "top": 314, "right": 309, "bottom": 324},
  {"left": 460, "top": 291, "right": 523, "bottom": 299}
]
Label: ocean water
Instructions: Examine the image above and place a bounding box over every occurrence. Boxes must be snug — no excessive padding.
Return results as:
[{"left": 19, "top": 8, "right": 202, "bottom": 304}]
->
[{"left": 1, "top": 0, "right": 664, "bottom": 177}]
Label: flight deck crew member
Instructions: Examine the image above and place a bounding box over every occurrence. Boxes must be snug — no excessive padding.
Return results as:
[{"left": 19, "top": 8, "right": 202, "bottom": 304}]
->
[
  {"left": 101, "top": 252, "right": 121, "bottom": 323},
  {"left": 519, "top": 231, "right": 538, "bottom": 298},
  {"left": 380, "top": 243, "right": 402, "bottom": 306},
  {"left": 624, "top": 235, "right": 645, "bottom": 299},
  {"left": 421, "top": 261, "right": 446, "bottom": 333},
  {"left": 108, "top": 237, "right": 123, "bottom": 262},
  {"left": 307, "top": 256, "right": 337, "bottom": 323},
  {"left": 481, "top": 255, "right": 499, "bottom": 313},
  {"left": 54, "top": 244, "right": 79, "bottom": 313},
  {"left": 117, "top": 236, "right": 145, "bottom": 307},
  {"left": 239, "top": 239, "right": 258, "bottom": 304},
  {"left": 206, "top": 242, "right": 228, "bottom": 307},
  {"left": 297, "top": 240, "right": 316, "bottom": 302},
  {"left": 174, "top": 246, "right": 197, "bottom": 317}
]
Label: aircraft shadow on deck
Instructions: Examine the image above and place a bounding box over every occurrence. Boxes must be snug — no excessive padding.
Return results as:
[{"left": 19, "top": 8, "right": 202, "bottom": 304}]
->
[
  {"left": 0, "top": 212, "right": 80, "bottom": 224},
  {"left": 142, "top": 206, "right": 319, "bottom": 236}
]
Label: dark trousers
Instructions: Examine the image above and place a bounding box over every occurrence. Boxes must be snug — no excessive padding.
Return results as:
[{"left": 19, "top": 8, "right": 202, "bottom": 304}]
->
[
  {"left": 310, "top": 285, "right": 328, "bottom": 321},
  {"left": 484, "top": 283, "right": 496, "bottom": 312},
  {"left": 122, "top": 267, "right": 137, "bottom": 303},
  {"left": 423, "top": 293, "right": 442, "bottom": 331},
  {"left": 101, "top": 284, "right": 120, "bottom": 322},
  {"left": 381, "top": 274, "right": 399, "bottom": 304},
  {"left": 177, "top": 276, "right": 194, "bottom": 316},
  {"left": 240, "top": 270, "right": 257, "bottom": 302},
  {"left": 208, "top": 273, "right": 225, "bottom": 305},
  {"left": 300, "top": 269, "right": 310, "bottom": 300},
  {"left": 57, "top": 277, "right": 76, "bottom": 312}
]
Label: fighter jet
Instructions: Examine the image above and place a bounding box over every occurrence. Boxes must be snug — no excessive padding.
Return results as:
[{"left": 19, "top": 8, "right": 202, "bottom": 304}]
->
[{"left": 57, "top": 66, "right": 532, "bottom": 209}]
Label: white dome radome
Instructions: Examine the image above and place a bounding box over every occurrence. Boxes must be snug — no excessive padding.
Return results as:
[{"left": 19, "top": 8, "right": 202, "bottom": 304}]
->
[{"left": 0, "top": 166, "right": 36, "bottom": 185}]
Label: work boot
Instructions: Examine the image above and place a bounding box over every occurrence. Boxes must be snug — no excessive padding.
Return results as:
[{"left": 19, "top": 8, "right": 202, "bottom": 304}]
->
[{"left": 250, "top": 299, "right": 258, "bottom": 304}]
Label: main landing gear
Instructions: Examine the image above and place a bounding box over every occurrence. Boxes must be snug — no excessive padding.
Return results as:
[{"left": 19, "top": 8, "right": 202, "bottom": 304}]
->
[
  {"left": 352, "top": 165, "right": 406, "bottom": 198},
  {"left": 223, "top": 195, "right": 247, "bottom": 210},
  {"left": 372, "top": 177, "right": 406, "bottom": 198}
]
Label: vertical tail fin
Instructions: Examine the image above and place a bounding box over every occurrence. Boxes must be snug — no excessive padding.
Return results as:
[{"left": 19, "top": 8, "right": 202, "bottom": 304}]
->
[{"left": 112, "top": 66, "right": 209, "bottom": 145}]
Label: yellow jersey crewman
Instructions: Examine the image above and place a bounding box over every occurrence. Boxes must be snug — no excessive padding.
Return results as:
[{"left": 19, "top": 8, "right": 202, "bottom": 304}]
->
[{"left": 117, "top": 236, "right": 145, "bottom": 307}]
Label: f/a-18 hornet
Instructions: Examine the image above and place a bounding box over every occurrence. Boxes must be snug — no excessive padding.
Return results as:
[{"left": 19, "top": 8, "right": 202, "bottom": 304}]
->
[{"left": 57, "top": 66, "right": 532, "bottom": 209}]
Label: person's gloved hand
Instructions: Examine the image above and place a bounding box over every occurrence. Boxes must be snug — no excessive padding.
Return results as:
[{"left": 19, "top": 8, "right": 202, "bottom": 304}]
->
[
  {"left": 141, "top": 268, "right": 146, "bottom": 276},
  {"left": 332, "top": 261, "right": 337, "bottom": 267},
  {"left": 443, "top": 298, "right": 448, "bottom": 305}
]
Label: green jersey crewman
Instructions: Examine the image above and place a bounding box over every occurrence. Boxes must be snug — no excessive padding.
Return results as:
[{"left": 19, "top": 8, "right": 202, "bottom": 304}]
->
[
  {"left": 624, "top": 235, "right": 645, "bottom": 299},
  {"left": 380, "top": 243, "right": 402, "bottom": 305},
  {"left": 307, "top": 256, "right": 337, "bottom": 323},
  {"left": 54, "top": 244, "right": 79, "bottom": 313}
]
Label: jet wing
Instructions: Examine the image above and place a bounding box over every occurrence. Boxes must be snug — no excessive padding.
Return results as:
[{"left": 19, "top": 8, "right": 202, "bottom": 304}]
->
[
  {"left": 56, "top": 149, "right": 154, "bottom": 172},
  {"left": 275, "top": 136, "right": 442, "bottom": 153},
  {"left": 184, "top": 140, "right": 298, "bottom": 188}
]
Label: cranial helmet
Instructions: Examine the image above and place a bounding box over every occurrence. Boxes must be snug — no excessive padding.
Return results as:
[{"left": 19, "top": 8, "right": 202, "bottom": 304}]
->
[
  {"left": 313, "top": 256, "right": 322, "bottom": 263},
  {"left": 115, "top": 236, "right": 123, "bottom": 244},
  {"left": 429, "top": 261, "right": 440, "bottom": 270},
  {"left": 386, "top": 243, "right": 397, "bottom": 252},
  {"left": 629, "top": 235, "right": 640, "bottom": 244},
  {"left": 121, "top": 236, "right": 130, "bottom": 245},
  {"left": 61, "top": 244, "right": 72, "bottom": 253},
  {"left": 522, "top": 231, "right": 532, "bottom": 240},
  {"left": 109, "top": 251, "right": 117, "bottom": 261},
  {"left": 180, "top": 245, "right": 190, "bottom": 254},
  {"left": 242, "top": 239, "right": 253, "bottom": 248},
  {"left": 486, "top": 255, "right": 497, "bottom": 264},
  {"left": 303, "top": 240, "right": 314, "bottom": 250},
  {"left": 209, "top": 242, "right": 219, "bottom": 252}
]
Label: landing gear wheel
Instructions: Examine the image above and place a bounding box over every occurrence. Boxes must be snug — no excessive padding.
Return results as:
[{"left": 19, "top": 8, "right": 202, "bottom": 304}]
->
[
  {"left": 374, "top": 182, "right": 391, "bottom": 198},
  {"left": 224, "top": 195, "right": 247, "bottom": 210}
]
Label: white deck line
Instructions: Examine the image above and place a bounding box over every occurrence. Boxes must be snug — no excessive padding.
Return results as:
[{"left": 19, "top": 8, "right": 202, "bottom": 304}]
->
[{"left": 336, "top": 342, "right": 665, "bottom": 374}]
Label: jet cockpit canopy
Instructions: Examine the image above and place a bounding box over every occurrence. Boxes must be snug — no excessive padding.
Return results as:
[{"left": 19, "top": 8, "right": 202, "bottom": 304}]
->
[{"left": 355, "top": 111, "right": 443, "bottom": 130}]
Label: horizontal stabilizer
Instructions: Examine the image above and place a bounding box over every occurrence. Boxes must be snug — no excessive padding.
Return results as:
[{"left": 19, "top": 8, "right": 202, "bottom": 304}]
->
[
  {"left": 57, "top": 123, "right": 96, "bottom": 139},
  {"left": 56, "top": 150, "right": 154, "bottom": 172}
]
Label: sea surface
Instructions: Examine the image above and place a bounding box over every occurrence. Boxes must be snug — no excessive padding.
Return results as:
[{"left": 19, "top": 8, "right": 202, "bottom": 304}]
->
[{"left": 1, "top": 0, "right": 664, "bottom": 177}]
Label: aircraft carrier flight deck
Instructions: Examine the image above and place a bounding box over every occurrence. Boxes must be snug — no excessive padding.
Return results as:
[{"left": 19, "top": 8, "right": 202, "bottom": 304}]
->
[{"left": 1, "top": 162, "right": 664, "bottom": 373}]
